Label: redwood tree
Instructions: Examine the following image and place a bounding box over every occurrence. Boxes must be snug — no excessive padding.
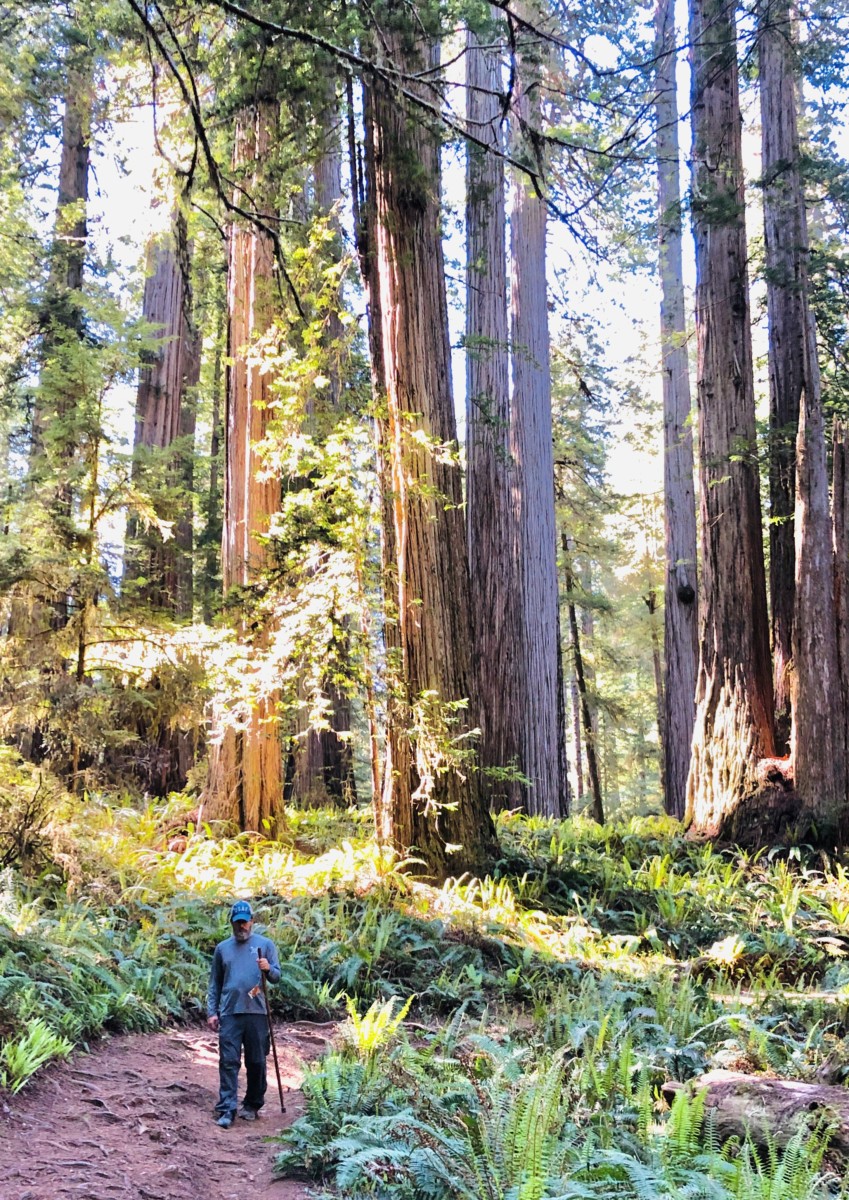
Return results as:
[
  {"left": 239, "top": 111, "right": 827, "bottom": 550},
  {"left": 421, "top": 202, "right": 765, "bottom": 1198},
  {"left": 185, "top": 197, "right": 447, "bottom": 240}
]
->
[
  {"left": 465, "top": 20, "right": 521, "bottom": 811},
  {"left": 759, "top": 0, "right": 846, "bottom": 833},
  {"left": 685, "top": 0, "right": 776, "bottom": 839},
  {"left": 206, "top": 101, "right": 283, "bottom": 831},
  {"left": 288, "top": 94, "right": 357, "bottom": 809},
  {"left": 509, "top": 40, "right": 568, "bottom": 818},
  {"left": 655, "top": 0, "right": 698, "bottom": 819},
  {"left": 364, "top": 12, "right": 497, "bottom": 878},
  {"left": 127, "top": 204, "right": 200, "bottom": 618},
  {"left": 760, "top": 0, "right": 802, "bottom": 749}
]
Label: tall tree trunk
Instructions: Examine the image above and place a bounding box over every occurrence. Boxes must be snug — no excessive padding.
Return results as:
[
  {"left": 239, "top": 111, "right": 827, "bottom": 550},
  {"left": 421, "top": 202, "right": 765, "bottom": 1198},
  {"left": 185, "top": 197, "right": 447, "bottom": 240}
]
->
[
  {"left": 351, "top": 74, "right": 388, "bottom": 823},
  {"left": 289, "top": 90, "right": 357, "bottom": 809},
  {"left": 206, "top": 102, "right": 283, "bottom": 831},
  {"left": 563, "top": 537, "right": 604, "bottom": 823},
  {"left": 833, "top": 419, "right": 849, "bottom": 749},
  {"left": 760, "top": 0, "right": 802, "bottom": 751},
  {"left": 201, "top": 299, "right": 225, "bottom": 623},
  {"left": 570, "top": 674, "right": 584, "bottom": 801},
  {"left": 644, "top": 587, "right": 667, "bottom": 798},
  {"left": 126, "top": 205, "right": 200, "bottom": 617},
  {"left": 465, "top": 22, "right": 521, "bottom": 812},
  {"left": 509, "top": 48, "right": 568, "bottom": 818},
  {"left": 364, "top": 18, "right": 497, "bottom": 879},
  {"left": 655, "top": 0, "right": 699, "bottom": 819},
  {"left": 759, "top": 1, "right": 847, "bottom": 833},
  {"left": 124, "top": 203, "right": 200, "bottom": 795},
  {"left": 685, "top": 0, "right": 777, "bottom": 841}
]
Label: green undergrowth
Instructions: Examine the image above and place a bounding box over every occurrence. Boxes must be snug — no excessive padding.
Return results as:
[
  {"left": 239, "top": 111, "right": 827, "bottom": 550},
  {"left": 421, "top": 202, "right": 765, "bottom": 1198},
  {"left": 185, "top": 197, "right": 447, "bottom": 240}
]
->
[{"left": 2, "top": 749, "right": 849, "bottom": 1192}]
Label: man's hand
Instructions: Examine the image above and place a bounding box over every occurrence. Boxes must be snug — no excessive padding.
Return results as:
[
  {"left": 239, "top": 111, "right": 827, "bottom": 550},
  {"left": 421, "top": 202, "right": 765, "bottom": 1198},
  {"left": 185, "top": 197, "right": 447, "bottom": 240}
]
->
[
  {"left": 257, "top": 957, "right": 270, "bottom": 973},
  {"left": 207, "top": 1015, "right": 220, "bottom": 1032}
]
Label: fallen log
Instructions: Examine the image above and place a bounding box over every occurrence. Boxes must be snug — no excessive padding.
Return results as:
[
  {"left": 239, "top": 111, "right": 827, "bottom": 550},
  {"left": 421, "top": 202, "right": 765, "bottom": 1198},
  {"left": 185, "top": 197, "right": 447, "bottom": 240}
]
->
[{"left": 663, "top": 1071, "right": 849, "bottom": 1158}]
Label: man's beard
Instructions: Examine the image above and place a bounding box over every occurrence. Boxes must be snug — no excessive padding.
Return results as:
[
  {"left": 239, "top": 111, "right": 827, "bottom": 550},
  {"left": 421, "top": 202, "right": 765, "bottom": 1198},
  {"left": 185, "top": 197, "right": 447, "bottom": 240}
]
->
[{"left": 234, "top": 927, "right": 251, "bottom": 942}]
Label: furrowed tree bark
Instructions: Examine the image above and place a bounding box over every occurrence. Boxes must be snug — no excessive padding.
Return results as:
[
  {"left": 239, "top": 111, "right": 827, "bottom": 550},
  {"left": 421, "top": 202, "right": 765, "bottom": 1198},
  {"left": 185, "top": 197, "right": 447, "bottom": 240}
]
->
[
  {"left": 206, "top": 101, "right": 283, "bottom": 832},
  {"left": 364, "top": 15, "right": 497, "bottom": 879},
  {"left": 509, "top": 43, "right": 568, "bottom": 818},
  {"left": 760, "top": 0, "right": 802, "bottom": 751},
  {"left": 289, "top": 90, "right": 357, "bottom": 809},
  {"left": 655, "top": 0, "right": 698, "bottom": 819},
  {"left": 465, "top": 20, "right": 521, "bottom": 813},
  {"left": 759, "top": 0, "right": 846, "bottom": 836},
  {"left": 685, "top": 0, "right": 777, "bottom": 841}
]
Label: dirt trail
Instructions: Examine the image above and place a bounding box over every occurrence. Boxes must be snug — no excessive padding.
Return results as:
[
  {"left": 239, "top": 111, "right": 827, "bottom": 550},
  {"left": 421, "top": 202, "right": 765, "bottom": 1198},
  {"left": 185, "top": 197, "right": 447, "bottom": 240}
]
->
[{"left": 0, "top": 1022, "right": 331, "bottom": 1200}]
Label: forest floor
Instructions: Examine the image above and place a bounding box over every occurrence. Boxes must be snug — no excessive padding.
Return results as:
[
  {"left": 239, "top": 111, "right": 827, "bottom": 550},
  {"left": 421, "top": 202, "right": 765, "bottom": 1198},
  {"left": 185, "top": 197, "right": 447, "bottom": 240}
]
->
[{"left": 0, "top": 1021, "right": 332, "bottom": 1200}]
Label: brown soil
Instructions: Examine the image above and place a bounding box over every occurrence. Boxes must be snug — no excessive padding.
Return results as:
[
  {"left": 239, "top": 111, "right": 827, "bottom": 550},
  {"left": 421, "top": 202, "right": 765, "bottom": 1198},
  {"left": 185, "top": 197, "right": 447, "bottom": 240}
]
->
[{"left": 0, "top": 1022, "right": 333, "bottom": 1200}]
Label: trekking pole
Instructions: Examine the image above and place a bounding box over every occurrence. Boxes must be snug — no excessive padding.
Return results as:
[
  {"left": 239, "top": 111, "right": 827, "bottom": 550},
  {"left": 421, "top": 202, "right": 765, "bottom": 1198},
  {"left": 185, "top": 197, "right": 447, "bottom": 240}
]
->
[{"left": 258, "top": 950, "right": 286, "bottom": 1114}]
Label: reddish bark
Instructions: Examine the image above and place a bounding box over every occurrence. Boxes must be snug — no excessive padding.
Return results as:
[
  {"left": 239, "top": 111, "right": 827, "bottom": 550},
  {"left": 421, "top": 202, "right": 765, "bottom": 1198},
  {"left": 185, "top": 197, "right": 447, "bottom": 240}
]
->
[
  {"left": 685, "top": 0, "right": 777, "bottom": 841},
  {"left": 206, "top": 102, "right": 283, "bottom": 831},
  {"left": 655, "top": 0, "right": 698, "bottom": 818},
  {"left": 509, "top": 50, "right": 568, "bottom": 818},
  {"left": 363, "top": 18, "right": 497, "bottom": 878},
  {"left": 465, "top": 23, "right": 521, "bottom": 812}
]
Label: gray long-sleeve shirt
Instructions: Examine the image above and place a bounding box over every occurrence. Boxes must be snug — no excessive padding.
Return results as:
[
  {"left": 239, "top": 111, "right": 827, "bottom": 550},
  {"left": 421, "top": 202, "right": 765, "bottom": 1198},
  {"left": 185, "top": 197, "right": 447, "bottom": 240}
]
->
[{"left": 207, "top": 932, "right": 281, "bottom": 1018}]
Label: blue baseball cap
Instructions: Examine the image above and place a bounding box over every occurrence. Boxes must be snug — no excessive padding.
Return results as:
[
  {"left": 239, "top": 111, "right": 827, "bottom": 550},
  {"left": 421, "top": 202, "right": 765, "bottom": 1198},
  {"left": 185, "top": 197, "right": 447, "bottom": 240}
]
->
[{"left": 229, "top": 900, "right": 253, "bottom": 923}]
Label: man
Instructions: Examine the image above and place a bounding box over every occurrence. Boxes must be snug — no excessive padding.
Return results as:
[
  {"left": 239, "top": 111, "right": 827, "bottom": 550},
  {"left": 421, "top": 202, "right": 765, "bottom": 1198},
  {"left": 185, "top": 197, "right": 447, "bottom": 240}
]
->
[{"left": 207, "top": 900, "right": 281, "bottom": 1128}]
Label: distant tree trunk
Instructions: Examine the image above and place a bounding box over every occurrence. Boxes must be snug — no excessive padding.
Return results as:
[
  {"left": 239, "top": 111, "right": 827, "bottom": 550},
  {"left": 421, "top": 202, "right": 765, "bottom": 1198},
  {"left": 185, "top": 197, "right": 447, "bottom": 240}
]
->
[
  {"left": 201, "top": 298, "right": 225, "bottom": 623},
  {"left": 206, "top": 102, "right": 283, "bottom": 831},
  {"left": 833, "top": 419, "right": 849, "bottom": 739},
  {"left": 126, "top": 206, "right": 200, "bottom": 617},
  {"left": 580, "top": 562, "right": 599, "bottom": 747},
  {"left": 570, "top": 675, "right": 584, "bottom": 801},
  {"left": 655, "top": 0, "right": 698, "bottom": 819},
  {"left": 123, "top": 203, "right": 200, "bottom": 795},
  {"left": 465, "top": 22, "right": 520, "bottom": 812},
  {"left": 509, "top": 49, "right": 568, "bottom": 818},
  {"left": 363, "top": 19, "right": 497, "bottom": 879},
  {"left": 351, "top": 75, "right": 389, "bottom": 821},
  {"left": 29, "top": 49, "right": 93, "bottom": 591},
  {"left": 758, "top": 2, "right": 847, "bottom": 833},
  {"left": 760, "top": 0, "right": 802, "bottom": 752},
  {"left": 644, "top": 587, "right": 667, "bottom": 798},
  {"left": 685, "top": 0, "right": 777, "bottom": 841},
  {"left": 14, "top": 48, "right": 93, "bottom": 761},
  {"left": 564, "top": 537, "right": 604, "bottom": 823},
  {"left": 31, "top": 52, "right": 93, "bottom": 461},
  {"left": 289, "top": 91, "right": 357, "bottom": 809}
]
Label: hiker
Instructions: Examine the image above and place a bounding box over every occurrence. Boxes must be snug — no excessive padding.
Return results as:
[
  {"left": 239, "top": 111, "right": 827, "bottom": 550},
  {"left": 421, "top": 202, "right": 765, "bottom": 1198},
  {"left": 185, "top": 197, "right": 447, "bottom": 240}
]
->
[{"left": 207, "top": 899, "right": 281, "bottom": 1128}]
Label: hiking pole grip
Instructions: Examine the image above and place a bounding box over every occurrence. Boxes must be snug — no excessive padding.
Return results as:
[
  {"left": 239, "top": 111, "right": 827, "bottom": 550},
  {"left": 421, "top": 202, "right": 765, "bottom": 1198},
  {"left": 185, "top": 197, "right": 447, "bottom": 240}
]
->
[{"left": 259, "top": 949, "right": 286, "bottom": 1114}]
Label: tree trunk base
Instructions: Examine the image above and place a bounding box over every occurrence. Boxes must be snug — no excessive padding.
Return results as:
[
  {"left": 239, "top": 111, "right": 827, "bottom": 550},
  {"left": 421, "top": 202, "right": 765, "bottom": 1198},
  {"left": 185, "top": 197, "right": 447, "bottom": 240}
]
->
[
  {"left": 663, "top": 1071, "right": 849, "bottom": 1159},
  {"left": 687, "top": 757, "right": 807, "bottom": 846}
]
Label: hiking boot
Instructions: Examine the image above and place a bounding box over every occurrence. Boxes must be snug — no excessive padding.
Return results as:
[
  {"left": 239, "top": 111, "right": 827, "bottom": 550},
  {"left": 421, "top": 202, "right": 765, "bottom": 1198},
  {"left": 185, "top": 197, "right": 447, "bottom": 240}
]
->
[
  {"left": 238, "top": 1106, "right": 259, "bottom": 1121},
  {"left": 216, "top": 1114, "right": 234, "bottom": 1128}
]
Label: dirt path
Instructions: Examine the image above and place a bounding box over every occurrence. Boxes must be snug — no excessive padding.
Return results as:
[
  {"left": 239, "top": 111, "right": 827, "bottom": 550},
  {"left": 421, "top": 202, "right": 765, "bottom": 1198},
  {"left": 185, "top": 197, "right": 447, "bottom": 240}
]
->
[{"left": 0, "top": 1022, "right": 332, "bottom": 1200}]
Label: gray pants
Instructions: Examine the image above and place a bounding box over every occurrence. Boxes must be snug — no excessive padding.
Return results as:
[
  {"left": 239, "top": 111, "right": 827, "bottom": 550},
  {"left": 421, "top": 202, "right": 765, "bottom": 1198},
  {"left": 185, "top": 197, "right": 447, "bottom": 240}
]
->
[{"left": 215, "top": 1013, "right": 269, "bottom": 1117}]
